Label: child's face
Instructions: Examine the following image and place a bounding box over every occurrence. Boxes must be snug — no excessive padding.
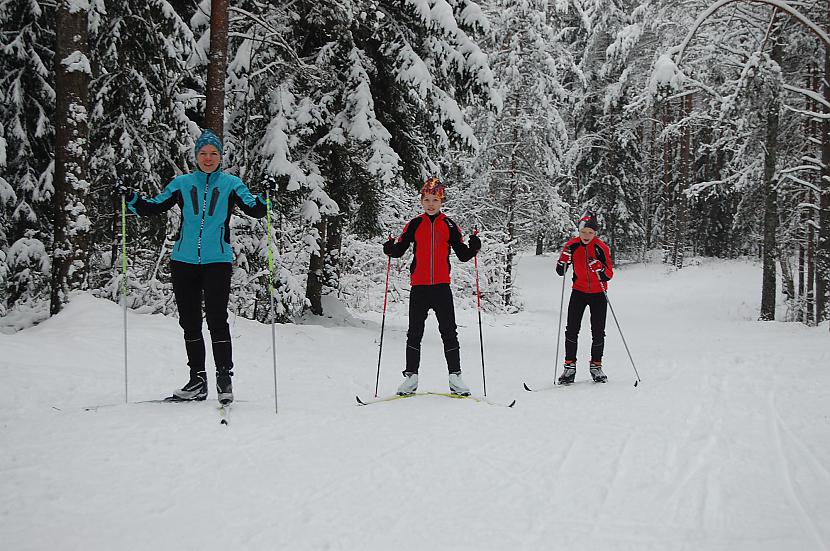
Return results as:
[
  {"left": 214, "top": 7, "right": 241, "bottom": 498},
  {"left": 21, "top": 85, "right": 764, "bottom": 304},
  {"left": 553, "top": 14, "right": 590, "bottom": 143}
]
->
[
  {"left": 579, "top": 227, "right": 596, "bottom": 244},
  {"left": 420, "top": 193, "right": 442, "bottom": 215},
  {"left": 196, "top": 145, "right": 221, "bottom": 173}
]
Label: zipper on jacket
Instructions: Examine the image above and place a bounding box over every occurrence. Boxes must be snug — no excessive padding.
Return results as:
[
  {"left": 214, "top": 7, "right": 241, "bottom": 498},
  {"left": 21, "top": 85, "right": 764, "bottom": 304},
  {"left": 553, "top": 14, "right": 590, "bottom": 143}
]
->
[
  {"left": 584, "top": 243, "right": 591, "bottom": 292},
  {"left": 197, "top": 172, "right": 211, "bottom": 263},
  {"left": 430, "top": 215, "right": 435, "bottom": 284}
]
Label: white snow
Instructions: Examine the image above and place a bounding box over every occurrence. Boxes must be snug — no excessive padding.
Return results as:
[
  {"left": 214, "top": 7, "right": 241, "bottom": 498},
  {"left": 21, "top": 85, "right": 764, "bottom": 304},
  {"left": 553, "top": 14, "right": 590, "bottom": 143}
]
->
[
  {"left": 648, "top": 53, "right": 683, "bottom": 96},
  {"left": 2, "top": 255, "right": 829, "bottom": 550},
  {"left": 61, "top": 51, "right": 92, "bottom": 75}
]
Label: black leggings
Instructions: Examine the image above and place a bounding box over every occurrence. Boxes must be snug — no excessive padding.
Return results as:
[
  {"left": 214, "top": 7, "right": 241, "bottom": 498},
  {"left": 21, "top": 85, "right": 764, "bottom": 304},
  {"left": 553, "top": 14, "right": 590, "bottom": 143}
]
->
[
  {"left": 564, "top": 289, "right": 607, "bottom": 363},
  {"left": 406, "top": 284, "right": 461, "bottom": 374},
  {"left": 170, "top": 261, "right": 233, "bottom": 374}
]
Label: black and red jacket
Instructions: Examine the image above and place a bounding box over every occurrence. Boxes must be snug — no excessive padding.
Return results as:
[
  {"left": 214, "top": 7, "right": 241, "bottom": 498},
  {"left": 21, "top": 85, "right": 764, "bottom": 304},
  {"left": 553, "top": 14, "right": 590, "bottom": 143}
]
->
[
  {"left": 557, "top": 237, "right": 614, "bottom": 293},
  {"left": 387, "top": 213, "right": 476, "bottom": 286}
]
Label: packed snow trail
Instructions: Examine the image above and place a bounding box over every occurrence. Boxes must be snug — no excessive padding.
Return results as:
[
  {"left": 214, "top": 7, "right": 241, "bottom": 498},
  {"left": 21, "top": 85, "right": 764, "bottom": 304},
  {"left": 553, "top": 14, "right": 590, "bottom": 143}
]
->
[{"left": 1, "top": 255, "right": 829, "bottom": 550}]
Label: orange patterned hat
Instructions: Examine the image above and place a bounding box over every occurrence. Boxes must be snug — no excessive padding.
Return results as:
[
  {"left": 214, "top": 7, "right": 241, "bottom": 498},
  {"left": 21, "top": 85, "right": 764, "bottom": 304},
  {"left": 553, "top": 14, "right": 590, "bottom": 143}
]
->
[{"left": 420, "top": 176, "right": 446, "bottom": 199}]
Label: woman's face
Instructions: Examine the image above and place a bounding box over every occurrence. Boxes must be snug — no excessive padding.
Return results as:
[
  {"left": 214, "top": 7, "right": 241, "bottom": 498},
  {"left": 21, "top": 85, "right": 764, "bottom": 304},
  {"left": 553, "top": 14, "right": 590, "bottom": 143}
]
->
[{"left": 197, "top": 144, "right": 221, "bottom": 173}]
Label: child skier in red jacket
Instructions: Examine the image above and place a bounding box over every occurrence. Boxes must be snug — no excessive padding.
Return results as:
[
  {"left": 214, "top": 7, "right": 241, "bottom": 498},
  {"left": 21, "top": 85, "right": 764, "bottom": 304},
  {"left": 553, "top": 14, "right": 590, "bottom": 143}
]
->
[
  {"left": 555, "top": 210, "right": 614, "bottom": 384},
  {"left": 383, "top": 177, "right": 481, "bottom": 396}
]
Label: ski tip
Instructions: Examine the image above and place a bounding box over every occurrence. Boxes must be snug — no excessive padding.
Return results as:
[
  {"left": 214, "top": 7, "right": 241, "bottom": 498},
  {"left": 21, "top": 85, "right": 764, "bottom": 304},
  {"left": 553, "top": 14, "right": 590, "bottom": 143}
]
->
[
  {"left": 355, "top": 395, "right": 367, "bottom": 406},
  {"left": 522, "top": 383, "right": 533, "bottom": 392},
  {"left": 634, "top": 380, "right": 639, "bottom": 387},
  {"left": 507, "top": 400, "right": 516, "bottom": 408},
  {"left": 220, "top": 419, "right": 228, "bottom": 425}
]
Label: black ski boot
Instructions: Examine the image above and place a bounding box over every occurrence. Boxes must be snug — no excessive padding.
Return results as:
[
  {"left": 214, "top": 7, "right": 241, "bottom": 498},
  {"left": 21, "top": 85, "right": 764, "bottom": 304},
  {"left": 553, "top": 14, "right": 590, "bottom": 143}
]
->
[
  {"left": 589, "top": 360, "right": 607, "bottom": 383},
  {"left": 171, "top": 370, "right": 208, "bottom": 401},
  {"left": 216, "top": 367, "right": 234, "bottom": 404},
  {"left": 558, "top": 360, "right": 576, "bottom": 385}
]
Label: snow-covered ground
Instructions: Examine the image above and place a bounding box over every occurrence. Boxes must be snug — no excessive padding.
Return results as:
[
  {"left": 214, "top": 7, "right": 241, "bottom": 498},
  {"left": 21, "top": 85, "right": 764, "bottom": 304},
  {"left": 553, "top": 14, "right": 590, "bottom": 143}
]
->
[{"left": 2, "top": 255, "right": 829, "bottom": 550}]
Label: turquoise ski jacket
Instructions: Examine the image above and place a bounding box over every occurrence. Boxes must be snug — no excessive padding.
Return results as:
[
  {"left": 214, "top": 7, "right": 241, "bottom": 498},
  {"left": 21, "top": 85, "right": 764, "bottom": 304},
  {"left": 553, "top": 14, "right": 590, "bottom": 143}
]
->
[{"left": 127, "top": 170, "right": 267, "bottom": 264}]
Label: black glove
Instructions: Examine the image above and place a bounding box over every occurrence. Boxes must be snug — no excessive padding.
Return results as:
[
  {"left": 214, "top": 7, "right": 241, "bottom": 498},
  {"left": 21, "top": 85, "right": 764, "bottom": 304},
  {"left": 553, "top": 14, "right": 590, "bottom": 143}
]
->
[
  {"left": 382, "top": 237, "right": 396, "bottom": 256},
  {"left": 555, "top": 260, "right": 567, "bottom": 276},
  {"left": 114, "top": 179, "right": 133, "bottom": 199},
  {"left": 262, "top": 176, "right": 279, "bottom": 195},
  {"left": 468, "top": 234, "right": 481, "bottom": 254}
]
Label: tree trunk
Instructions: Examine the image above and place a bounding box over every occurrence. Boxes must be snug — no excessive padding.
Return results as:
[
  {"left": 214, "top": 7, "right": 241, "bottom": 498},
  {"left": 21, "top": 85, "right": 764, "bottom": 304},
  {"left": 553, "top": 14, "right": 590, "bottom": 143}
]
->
[
  {"left": 818, "top": 10, "right": 830, "bottom": 325},
  {"left": 661, "top": 101, "right": 674, "bottom": 265},
  {"left": 305, "top": 220, "right": 326, "bottom": 316},
  {"left": 808, "top": 219, "right": 816, "bottom": 325},
  {"left": 674, "top": 94, "right": 692, "bottom": 270},
  {"left": 204, "top": 0, "right": 229, "bottom": 138},
  {"left": 504, "top": 110, "right": 519, "bottom": 306},
  {"left": 535, "top": 233, "right": 544, "bottom": 255},
  {"left": 324, "top": 215, "right": 342, "bottom": 291},
  {"left": 643, "top": 116, "right": 656, "bottom": 260},
  {"left": 779, "top": 253, "right": 795, "bottom": 305},
  {"left": 51, "top": 1, "right": 90, "bottom": 315},
  {"left": 760, "top": 43, "right": 780, "bottom": 321}
]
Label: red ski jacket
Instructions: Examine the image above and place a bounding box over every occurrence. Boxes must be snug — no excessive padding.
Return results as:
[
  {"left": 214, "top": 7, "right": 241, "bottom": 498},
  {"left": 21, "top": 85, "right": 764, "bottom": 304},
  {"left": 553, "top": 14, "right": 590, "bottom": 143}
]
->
[
  {"left": 387, "top": 213, "right": 476, "bottom": 286},
  {"left": 557, "top": 237, "right": 614, "bottom": 293}
]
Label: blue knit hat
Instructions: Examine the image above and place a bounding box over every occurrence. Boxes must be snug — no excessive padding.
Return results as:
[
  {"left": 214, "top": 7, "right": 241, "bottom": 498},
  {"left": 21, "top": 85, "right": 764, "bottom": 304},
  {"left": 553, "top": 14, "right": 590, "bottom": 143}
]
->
[{"left": 194, "top": 129, "right": 223, "bottom": 157}]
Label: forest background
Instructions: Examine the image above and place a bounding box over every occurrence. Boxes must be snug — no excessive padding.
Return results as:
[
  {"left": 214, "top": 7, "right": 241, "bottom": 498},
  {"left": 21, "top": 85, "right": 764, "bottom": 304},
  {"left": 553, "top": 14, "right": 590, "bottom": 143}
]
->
[{"left": 1, "top": 0, "right": 828, "bottom": 331}]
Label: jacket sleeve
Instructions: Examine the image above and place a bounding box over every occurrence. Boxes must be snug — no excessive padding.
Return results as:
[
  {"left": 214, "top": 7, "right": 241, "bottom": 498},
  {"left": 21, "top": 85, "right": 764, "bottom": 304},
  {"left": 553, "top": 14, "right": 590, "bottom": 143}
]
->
[
  {"left": 555, "top": 238, "right": 580, "bottom": 275},
  {"left": 127, "top": 180, "right": 181, "bottom": 216},
  {"left": 387, "top": 217, "right": 420, "bottom": 258},
  {"left": 595, "top": 241, "right": 614, "bottom": 282},
  {"left": 232, "top": 179, "right": 267, "bottom": 218},
  {"left": 447, "top": 219, "right": 475, "bottom": 262}
]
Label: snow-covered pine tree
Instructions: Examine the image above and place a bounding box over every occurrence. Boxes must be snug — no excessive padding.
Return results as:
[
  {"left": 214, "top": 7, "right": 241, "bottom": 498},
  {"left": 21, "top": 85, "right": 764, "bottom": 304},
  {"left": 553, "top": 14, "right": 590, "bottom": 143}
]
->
[
  {"left": 454, "top": 0, "right": 571, "bottom": 307},
  {"left": 0, "top": 0, "right": 55, "bottom": 314},
  {"left": 86, "top": 0, "right": 202, "bottom": 314},
  {"left": 563, "top": 0, "right": 646, "bottom": 265},
  {"left": 252, "top": 0, "right": 500, "bottom": 315}
]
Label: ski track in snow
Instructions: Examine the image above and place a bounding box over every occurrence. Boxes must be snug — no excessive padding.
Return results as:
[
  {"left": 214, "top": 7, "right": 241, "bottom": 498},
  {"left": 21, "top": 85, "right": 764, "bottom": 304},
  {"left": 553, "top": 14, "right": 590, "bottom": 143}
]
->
[{"left": 2, "top": 255, "right": 830, "bottom": 550}]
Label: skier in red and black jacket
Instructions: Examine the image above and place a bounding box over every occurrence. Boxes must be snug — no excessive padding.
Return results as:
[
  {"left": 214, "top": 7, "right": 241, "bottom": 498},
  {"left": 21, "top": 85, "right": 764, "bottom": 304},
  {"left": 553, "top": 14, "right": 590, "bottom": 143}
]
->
[
  {"left": 383, "top": 177, "right": 481, "bottom": 397},
  {"left": 555, "top": 210, "right": 614, "bottom": 384}
]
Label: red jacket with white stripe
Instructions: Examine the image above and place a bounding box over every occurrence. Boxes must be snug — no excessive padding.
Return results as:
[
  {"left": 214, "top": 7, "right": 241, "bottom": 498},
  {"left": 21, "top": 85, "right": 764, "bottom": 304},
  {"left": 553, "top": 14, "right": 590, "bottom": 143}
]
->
[
  {"left": 557, "top": 237, "right": 614, "bottom": 293},
  {"left": 387, "top": 213, "right": 476, "bottom": 286}
]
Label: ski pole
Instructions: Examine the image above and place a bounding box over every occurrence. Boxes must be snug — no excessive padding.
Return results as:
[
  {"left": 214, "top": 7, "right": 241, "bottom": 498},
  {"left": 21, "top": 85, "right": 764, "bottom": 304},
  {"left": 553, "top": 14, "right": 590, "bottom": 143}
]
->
[
  {"left": 267, "top": 189, "right": 278, "bottom": 414},
  {"left": 602, "top": 287, "right": 641, "bottom": 386},
  {"left": 553, "top": 264, "right": 567, "bottom": 385},
  {"left": 120, "top": 187, "right": 128, "bottom": 404},
  {"left": 374, "top": 245, "right": 392, "bottom": 397},
  {"left": 473, "top": 230, "right": 486, "bottom": 396}
]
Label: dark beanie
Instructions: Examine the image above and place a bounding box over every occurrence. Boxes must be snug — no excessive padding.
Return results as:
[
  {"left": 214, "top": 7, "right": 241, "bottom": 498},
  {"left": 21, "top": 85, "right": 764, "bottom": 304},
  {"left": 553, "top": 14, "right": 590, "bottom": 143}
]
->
[{"left": 578, "top": 210, "right": 599, "bottom": 231}]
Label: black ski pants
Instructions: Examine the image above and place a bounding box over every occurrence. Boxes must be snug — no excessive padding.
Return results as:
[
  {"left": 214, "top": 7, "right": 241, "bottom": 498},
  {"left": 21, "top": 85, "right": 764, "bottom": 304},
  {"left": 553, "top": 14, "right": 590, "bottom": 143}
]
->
[
  {"left": 406, "top": 283, "right": 461, "bottom": 374},
  {"left": 170, "top": 260, "right": 233, "bottom": 375},
  {"left": 564, "top": 289, "right": 607, "bottom": 363}
]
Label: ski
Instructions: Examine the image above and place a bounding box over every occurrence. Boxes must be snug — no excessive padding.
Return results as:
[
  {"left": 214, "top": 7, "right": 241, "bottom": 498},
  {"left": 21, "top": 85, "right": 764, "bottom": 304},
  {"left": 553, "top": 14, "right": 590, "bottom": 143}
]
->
[
  {"left": 218, "top": 402, "right": 231, "bottom": 425},
  {"left": 523, "top": 380, "right": 607, "bottom": 392},
  {"left": 82, "top": 397, "right": 242, "bottom": 412},
  {"left": 523, "top": 382, "right": 556, "bottom": 392},
  {"left": 82, "top": 398, "right": 185, "bottom": 411},
  {"left": 356, "top": 392, "right": 515, "bottom": 408}
]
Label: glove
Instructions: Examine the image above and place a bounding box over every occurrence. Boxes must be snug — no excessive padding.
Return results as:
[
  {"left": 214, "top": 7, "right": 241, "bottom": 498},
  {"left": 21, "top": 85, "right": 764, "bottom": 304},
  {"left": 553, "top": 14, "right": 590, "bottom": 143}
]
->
[
  {"left": 114, "top": 178, "right": 132, "bottom": 198},
  {"left": 588, "top": 259, "right": 605, "bottom": 274},
  {"left": 262, "top": 176, "right": 279, "bottom": 195},
  {"left": 114, "top": 180, "right": 137, "bottom": 203},
  {"left": 468, "top": 234, "right": 481, "bottom": 254},
  {"left": 555, "top": 260, "right": 567, "bottom": 276},
  {"left": 382, "top": 237, "right": 396, "bottom": 256}
]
